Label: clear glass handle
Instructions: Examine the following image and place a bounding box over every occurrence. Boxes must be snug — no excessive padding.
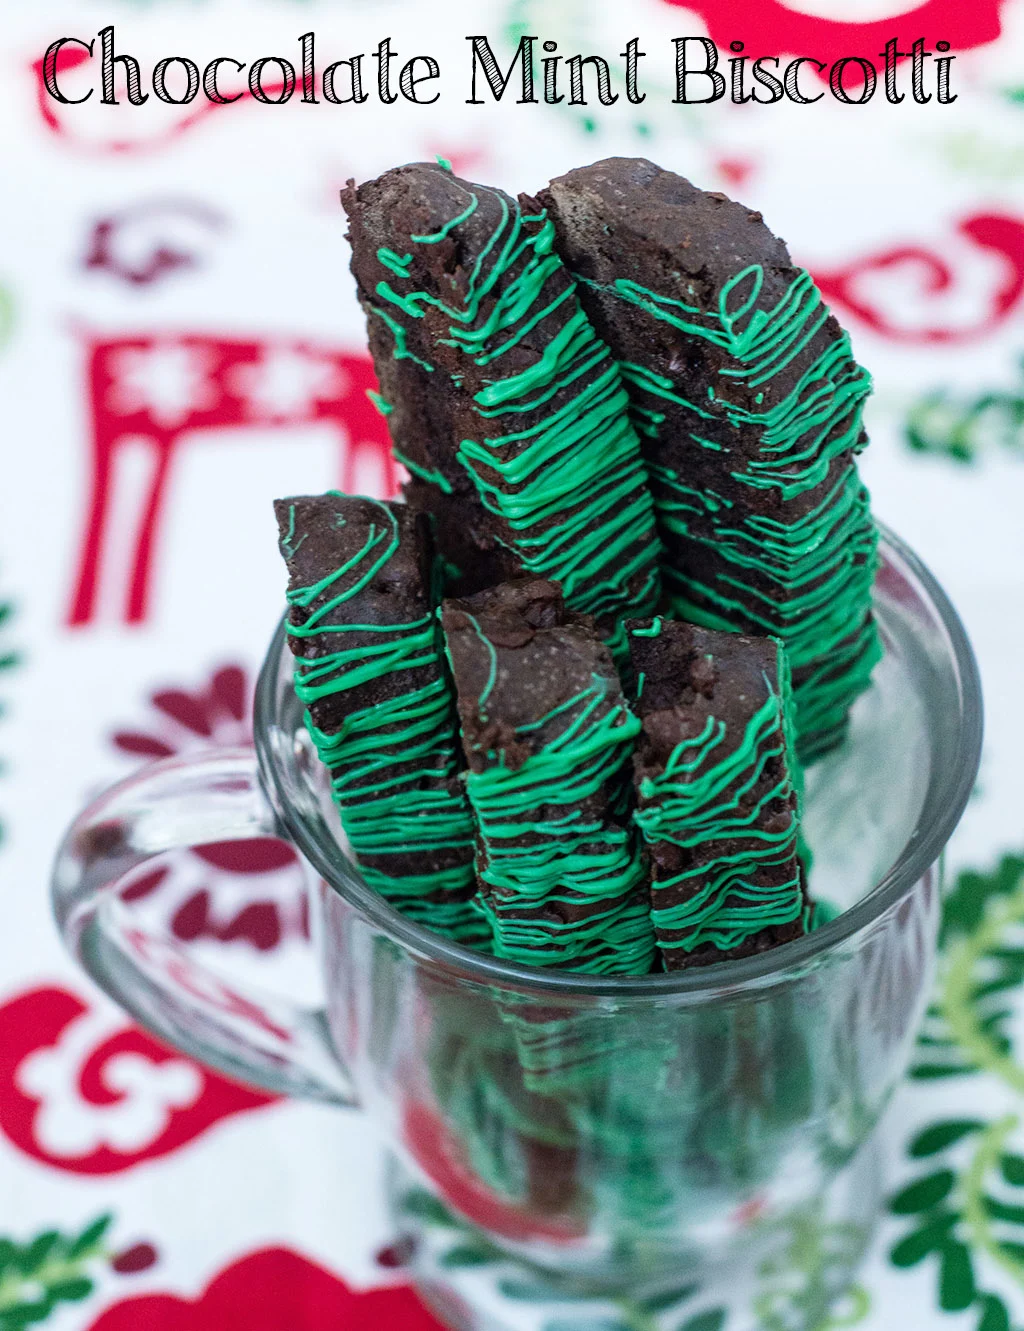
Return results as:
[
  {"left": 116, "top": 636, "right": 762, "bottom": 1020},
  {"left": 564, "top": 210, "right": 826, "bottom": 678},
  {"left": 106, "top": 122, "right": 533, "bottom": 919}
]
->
[{"left": 52, "top": 747, "right": 357, "bottom": 1107}]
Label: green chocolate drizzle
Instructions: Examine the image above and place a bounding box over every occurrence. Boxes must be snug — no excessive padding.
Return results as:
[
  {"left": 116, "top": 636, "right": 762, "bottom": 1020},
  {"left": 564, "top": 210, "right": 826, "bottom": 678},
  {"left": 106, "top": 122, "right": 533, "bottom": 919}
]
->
[
  {"left": 366, "top": 175, "right": 662, "bottom": 653},
  {"left": 283, "top": 497, "right": 485, "bottom": 944},
  {"left": 393, "top": 448, "right": 454, "bottom": 494},
  {"left": 633, "top": 641, "right": 805, "bottom": 958},
  {"left": 464, "top": 669, "right": 655, "bottom": 975},
  {"left": 366, "top": 388, "right": 392, "bottom": 416},
  {"left": 584, "top": 263, "right": 881, "bottom": 760}
]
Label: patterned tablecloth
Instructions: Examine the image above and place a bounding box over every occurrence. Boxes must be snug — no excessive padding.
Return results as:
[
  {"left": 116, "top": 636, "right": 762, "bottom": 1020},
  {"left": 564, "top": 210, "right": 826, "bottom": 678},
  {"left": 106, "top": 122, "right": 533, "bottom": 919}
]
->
[{"left": 2, "top": 2, "right": 1024, "bottom": 1328}]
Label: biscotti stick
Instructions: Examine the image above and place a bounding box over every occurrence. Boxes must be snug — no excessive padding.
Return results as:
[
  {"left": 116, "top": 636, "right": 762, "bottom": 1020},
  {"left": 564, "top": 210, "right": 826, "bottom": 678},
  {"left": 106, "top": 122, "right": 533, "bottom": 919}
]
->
[
  {"left": 342, "top": 162, "right": 662, "bottom": 657},
  {"left": 441, "top": 578, "right": 655, "bottom": 974},
  {"left": 275, "top": 493, "right": 485, "bottom": 943},
  {"left": 541, "top": 158, "right": 880, "bottom": 760},
  {"left": 627, "top": 617, "right": 807, "bottom": 969},
  {"left": 364, "top": 310, "right": 520, "bottom": 595}
]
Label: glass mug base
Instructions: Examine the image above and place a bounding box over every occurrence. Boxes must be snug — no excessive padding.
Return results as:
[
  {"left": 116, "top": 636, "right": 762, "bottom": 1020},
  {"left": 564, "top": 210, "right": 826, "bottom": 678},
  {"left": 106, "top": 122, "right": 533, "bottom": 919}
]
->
[
  {"left": 52, "top": 528, "right": 982, "bottom": 1330},
  {"left": 390, "top": 1121, "right": 883, "bottom": 1331}
]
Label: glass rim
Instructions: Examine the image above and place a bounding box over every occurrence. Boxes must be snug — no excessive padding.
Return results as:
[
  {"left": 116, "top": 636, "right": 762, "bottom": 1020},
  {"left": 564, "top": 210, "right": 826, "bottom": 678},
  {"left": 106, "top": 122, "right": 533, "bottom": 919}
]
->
[{"left": 255, "top": 522, "right": 983, "bottom": 998}]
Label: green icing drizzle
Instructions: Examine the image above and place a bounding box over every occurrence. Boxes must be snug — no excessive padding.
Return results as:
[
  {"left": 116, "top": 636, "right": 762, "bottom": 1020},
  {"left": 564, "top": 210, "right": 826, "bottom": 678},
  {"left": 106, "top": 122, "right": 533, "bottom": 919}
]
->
[
  {"left": 366, "top": 388, "right": 392, "bottom": 417},
  {"left": 393, "top": 447, "right": 454, "bottom": 494},
  {"left": 367, "top": 302, "right": 435, "bottom": 373},
  {"left": 284, "top": 498, "right": 485, "bottom": 944},
  {"left": 666, "top": 469, "right": 881, "bottom": 758},
  {"left": 278, "top": 503, "right": 305, "bottom": 559},
  {"left": 377, "top": 249, "right": 413, "bottom": 279},
  {"left": 367, "top": 178, "right": 662, "bottom": 650},
  {"left": 464, "top": 670, "right": 655, "bottom": 974},
  {"left": 633, "top": 643, "right": 804, "bottom": 957},
  {"left": 586, "top": 264, "right": 881, "bottom": 760}
]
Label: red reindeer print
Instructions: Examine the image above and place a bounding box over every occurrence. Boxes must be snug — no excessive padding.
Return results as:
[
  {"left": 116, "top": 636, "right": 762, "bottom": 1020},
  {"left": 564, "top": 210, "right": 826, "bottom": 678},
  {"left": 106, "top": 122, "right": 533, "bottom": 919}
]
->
[
  {"left": 67, "top": 336, "right": 395, "bottom": 627},
  {"left": 812, "top": 212, "right": 1024, "bottom": 344},
  {"left": 86, "top": 1247, "right": 448, "bottom": 1331},
  {"left": 673, "top": 0, "right": 1006, "bottom": 67},
  {"left": 0, "top": 986, "right": 276, "bottom": 1175}
]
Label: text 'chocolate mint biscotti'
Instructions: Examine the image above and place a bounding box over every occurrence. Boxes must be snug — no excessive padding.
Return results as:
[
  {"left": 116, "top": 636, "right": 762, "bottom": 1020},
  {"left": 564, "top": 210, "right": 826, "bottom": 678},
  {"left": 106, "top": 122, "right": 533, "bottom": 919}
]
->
[
  {"left": 627, "top": 617, "right": 807, "bottom": 970},
  {"left": 275, "top": 493, "right": 485, "bottom": 944},
  {"left": 441, "top": 578, "right": 655, "bottom": 975},
  {"left": 342, "top": 161, "right": 662, "bottom": 653},
  {"left": 540, "top": 158, "right": 881, "bottom": 761}
]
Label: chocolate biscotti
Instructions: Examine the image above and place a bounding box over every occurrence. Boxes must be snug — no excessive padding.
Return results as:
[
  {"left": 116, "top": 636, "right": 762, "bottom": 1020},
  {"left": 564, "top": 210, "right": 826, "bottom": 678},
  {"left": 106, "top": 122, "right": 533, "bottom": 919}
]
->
[
  {"left": 540, "top": 157, "right": 880, "bottom": 761},
  {"left": 275, "top": 493, "right": 484, "bottom": 943},
  {"left": 342, "top": 162, "right": 663, "bottom": 653},
  {"left": 627, "top": 617, "right": 806, "bottom": 970},
  {"left": 363, "top": 303, "right": 521, "bottom": 595},
  {"left": 441, "top": 578, "right": 656, "bottom": 974}
]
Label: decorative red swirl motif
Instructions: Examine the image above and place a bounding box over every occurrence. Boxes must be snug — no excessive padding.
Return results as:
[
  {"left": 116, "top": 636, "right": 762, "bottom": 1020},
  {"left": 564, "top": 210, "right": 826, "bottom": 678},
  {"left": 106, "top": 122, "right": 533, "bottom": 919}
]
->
[
  {"left": 67, "top": 337, "right": 394, "bottom": 627},
  {"left": 83, "top": 200, "right": 227, "bottom": 288},
  {"left": 86, "top": 1247, "right": 448, "bottom": 1331},
  {"left": 667, "top": 0, "right": 1006, "bottom": 63},
  {"left": 0, "top": 986, "right": 275, "bottom": 1175},
  {"left": 32, "top": 44, "right": 492, "bottom": 175},
  {"left": 812, "top": 213, "right": 1024, "bottom": 343}
]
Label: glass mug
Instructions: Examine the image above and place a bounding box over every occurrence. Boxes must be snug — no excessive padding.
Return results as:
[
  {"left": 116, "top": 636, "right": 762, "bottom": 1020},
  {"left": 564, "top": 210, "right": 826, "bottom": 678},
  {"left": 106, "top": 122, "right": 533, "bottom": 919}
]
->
[{"left": 53, "top": 527, "right": 982, "bottom": 1331}]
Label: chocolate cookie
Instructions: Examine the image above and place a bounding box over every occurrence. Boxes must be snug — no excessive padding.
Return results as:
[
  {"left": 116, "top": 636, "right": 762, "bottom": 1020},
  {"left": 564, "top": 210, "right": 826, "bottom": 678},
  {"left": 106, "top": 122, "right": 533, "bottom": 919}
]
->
[
  {"left": 342, "top": 161, "right": 662, "bottom": 656},
  {"left": 275, "top": 492, "right": 485, "bottom": 943},
  {"left": 540, "top": 157, "right": 880, "bottom": 760},
  {"left": 441, "top": 578, "right": 655, "bottom": 974},
  {"left": 627, "top": 617, "right": 807, "bottom": 969}
]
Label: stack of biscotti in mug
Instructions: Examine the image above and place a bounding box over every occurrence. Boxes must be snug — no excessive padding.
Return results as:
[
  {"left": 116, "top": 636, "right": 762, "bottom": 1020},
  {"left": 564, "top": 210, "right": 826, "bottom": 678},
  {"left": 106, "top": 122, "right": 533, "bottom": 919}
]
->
[{"left": 275, "top": 156, "right": 881, "bottom": 978}]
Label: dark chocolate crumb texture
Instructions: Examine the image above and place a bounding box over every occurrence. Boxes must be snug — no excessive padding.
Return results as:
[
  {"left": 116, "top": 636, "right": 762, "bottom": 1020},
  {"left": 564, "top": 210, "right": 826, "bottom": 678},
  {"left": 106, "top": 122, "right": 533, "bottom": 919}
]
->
[
  {"left": 441, "top": 578, "right": 656, "bottom": 975},
  {"left": 627, "top": 617, "right": 806, "bottom": 970},
  {"left": 274, "top": 493, "right": 486, "bottom": 944},
  {"left": 341, "top": 161, "right": 663, "bottom": 657},
  {"left": 540, "top": 157, "right": 881, "bottom": 762}
]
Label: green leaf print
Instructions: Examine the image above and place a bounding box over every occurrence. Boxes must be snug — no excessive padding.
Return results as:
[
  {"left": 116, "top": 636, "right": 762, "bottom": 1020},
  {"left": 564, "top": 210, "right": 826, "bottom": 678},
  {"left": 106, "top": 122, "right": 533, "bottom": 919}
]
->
[
  {"left": 891, "top": 1172, "right": 957, "bottom": 1215},
  {"left": 1001, "top": 1155, "right": 1024, "bottom": 1187},
  {"left": 677, "top": 1312, "right": 727, "bottom": 1331},
  {"left": 891, "top": 854, "right": 1024, "bottom": 1328},
  {"left": 977, "top": 1293, "right": 1011, "bottom": 1331},
  {"left": 905, "top": 367, "right": 1024, "bottom": 466},
  {"left": 911, "top": 1123, "right": 987, "bottom": 1158},
  {"left": 0, "top": 1214, "right": 135, "bottom": 1329},
  {"left": 890, "top": 1213, "right": 959, "bottom": 1268},
  {"left": 938, "top": 1240, "right": 976, "bottom": 1312}
]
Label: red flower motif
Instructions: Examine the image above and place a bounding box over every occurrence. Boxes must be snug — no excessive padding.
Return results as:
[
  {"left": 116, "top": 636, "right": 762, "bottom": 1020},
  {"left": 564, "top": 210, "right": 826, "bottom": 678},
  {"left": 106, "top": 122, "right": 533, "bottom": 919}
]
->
[
  {"left": 0, "top": 986, "right": 275, "bottom": 1175},
  {"left": 112, "top": 662, "right": 249, "bottom": 761},
  {"left": 111, "top": 664, "right": 309, "bottom": 952},
  {"left": 669, "top": 0, "right": 1006, "bottom": 66},
  {"left": 86, "top": 1247, "right": 448, "bottom": 1331}
]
